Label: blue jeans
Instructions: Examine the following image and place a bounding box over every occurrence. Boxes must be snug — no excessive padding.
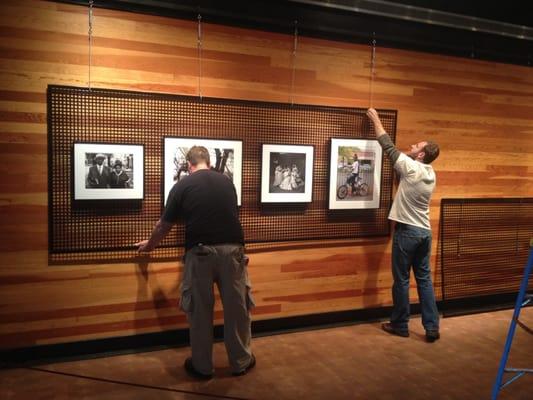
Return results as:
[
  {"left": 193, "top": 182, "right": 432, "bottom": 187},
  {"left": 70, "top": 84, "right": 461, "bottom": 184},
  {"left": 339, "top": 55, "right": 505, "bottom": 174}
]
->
[{"left": 391, "top": 223, "right": 439, "bottom": 331}]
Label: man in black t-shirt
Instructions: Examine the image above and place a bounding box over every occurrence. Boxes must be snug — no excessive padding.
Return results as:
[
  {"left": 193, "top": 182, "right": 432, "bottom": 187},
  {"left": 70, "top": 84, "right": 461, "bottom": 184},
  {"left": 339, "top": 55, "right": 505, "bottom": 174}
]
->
[{"left": 135, "top": 146, "right": 255, "bottom": 379}]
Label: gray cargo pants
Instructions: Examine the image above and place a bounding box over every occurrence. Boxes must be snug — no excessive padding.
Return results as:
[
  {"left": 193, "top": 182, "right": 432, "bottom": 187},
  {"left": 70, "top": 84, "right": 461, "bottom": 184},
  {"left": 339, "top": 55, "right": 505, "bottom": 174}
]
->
[{"left": 180, "top": 243, "right": 254, "bottom": 375}]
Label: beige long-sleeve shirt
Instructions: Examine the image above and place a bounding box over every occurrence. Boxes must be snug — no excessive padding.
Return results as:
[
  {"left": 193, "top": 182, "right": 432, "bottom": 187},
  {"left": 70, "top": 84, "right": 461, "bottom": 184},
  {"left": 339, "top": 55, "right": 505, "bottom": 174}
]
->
[{"left": 378, "top": 134, "right": 435, "bottom": 230}]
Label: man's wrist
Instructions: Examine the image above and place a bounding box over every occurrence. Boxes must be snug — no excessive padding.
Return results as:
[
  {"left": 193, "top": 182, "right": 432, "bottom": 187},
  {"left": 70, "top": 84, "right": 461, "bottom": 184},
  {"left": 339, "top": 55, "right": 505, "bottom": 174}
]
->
[
  {"left": 373, "top": 122, "right": 386, "bottom": 136},
  {"left": 376, "top": 127, "right": 387, "bottom": 136}
]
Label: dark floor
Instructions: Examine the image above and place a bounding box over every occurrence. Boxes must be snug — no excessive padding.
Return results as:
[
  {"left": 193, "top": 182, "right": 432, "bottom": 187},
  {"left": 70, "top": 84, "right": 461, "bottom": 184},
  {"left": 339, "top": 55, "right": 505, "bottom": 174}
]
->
[{"left": 1, "top": 308, "right": 532, "bottom": 400}]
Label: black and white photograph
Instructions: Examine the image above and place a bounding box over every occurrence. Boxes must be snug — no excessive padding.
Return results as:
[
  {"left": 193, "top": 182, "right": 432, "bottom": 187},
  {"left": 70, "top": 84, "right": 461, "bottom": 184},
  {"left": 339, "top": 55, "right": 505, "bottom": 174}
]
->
[
  {"left": 73, "top": 143, "right": 144, "bottom": 200},
  {"left": 329, "top": 138, "right": 382, "bottom": 209},
  {"left": 163, "top": 137, "right": 242, "bottom": 206},
  {"left": 261, "top": 144, "right": 313, "bottom": 203}
]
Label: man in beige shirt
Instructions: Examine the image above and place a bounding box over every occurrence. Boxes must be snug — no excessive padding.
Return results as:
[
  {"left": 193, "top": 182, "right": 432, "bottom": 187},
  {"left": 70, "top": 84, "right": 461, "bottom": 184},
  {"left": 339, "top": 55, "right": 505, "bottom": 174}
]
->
[{"left": 367, "top": 108, "right": 441, "bottom": 342}]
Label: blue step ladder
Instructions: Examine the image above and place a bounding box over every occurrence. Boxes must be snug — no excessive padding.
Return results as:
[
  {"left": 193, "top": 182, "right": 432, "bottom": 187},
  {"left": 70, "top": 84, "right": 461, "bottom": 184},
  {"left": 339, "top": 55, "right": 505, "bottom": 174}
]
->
[{"left": 491, "top": 239, "right": 533, "bottom": 400}]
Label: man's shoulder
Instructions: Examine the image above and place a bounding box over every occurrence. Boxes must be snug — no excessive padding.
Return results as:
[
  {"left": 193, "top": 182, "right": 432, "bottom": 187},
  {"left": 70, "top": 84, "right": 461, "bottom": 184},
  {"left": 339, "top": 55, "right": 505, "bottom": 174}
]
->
[
  {"left": 201, "top": 169, "right": 232, "bottom": 182},
  {"left": 396, "top": 153, "right": 423, "bottom": 168},
  {"left": 180, "top": 169, "right": 232, "bottom": 185}
]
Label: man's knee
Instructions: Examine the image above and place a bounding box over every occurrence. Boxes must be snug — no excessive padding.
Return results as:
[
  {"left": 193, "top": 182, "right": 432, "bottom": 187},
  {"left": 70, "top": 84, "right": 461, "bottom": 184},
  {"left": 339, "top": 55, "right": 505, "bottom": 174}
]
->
[{"left": 414, "top": 273, "right": 433, "bottom": 287}]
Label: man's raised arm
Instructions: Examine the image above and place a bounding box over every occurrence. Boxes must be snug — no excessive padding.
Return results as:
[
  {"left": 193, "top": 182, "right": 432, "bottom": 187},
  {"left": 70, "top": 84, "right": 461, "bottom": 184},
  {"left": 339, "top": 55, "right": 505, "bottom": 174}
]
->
[{"left": 366, "top": 108, "right": 401, "bottom": 165}]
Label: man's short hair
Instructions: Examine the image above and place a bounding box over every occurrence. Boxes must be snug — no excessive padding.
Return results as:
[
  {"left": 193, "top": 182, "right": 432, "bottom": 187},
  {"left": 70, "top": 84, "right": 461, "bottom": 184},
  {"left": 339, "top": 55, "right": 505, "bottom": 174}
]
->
[
  {"left": 422, "top": 141, "right": 440, "bottom": 164},
  {"left": 186, "top": 146, "right": 210, "bottom": 166}
]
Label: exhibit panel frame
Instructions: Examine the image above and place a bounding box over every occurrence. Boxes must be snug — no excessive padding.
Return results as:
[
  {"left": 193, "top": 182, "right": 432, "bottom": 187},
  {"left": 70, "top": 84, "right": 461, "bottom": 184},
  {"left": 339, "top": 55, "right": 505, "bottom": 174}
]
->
[
  {"left": 439, "top": 198, "right": 533, "bottom": 313},
  {"left": 48, "top": 85, "right": 397, "bottom": 263}
]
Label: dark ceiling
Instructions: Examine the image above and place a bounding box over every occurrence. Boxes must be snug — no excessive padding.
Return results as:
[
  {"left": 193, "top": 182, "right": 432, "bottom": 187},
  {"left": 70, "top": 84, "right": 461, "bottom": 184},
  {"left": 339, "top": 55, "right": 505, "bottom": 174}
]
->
[
  {"left": 57, "top": 0, "right": 532, "bottom": 66},
  {"left": 390, "top": 0, "right": 530, "bottom": 27}
]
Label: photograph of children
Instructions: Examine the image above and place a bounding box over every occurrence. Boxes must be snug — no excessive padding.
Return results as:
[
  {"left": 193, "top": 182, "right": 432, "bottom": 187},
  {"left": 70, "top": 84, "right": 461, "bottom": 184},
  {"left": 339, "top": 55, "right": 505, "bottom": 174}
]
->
[
  {"left": 269, "top": 152, "right": 306, "bottom": 193},
  {"left": 261, "top": 144, "right": 314, "bottom": 203}
]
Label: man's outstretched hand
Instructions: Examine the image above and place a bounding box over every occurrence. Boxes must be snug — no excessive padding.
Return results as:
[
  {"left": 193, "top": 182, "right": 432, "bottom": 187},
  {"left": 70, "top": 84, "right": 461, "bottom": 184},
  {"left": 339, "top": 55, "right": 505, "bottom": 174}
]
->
[
  {"left": 133, "top": 219, "right": 173, "bottom": 254},
  {"left": 366, "top": 108, "right": 387, "bottom": 137},
  {"left": 135, "top": 240, "right": 153, "bottom": 253}
]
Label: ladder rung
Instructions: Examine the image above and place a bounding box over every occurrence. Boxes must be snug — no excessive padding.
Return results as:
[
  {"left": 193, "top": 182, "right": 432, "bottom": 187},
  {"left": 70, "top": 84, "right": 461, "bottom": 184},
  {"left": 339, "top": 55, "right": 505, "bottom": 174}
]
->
[
  {"left": 504, "top": 368, "right": 533, "bottom": 373},
  {"left": 500, "top": 371, "right": 526, "bottom": 389}
]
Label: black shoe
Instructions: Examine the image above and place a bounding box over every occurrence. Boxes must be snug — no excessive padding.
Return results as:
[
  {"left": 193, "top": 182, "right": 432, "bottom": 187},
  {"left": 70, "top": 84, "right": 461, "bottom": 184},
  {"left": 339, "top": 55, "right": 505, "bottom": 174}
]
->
[
  {"left": 184, "top": 357, "right": 213, "bottom": 380},
  {"left": 232, "top": 354, "right": 256, "bottom": 376},
  {"left": 382, "top": 322, "right": 409, "bottom": 337},
  {"left": 425, "top": 330, "right": 440, "bottom": 343}
]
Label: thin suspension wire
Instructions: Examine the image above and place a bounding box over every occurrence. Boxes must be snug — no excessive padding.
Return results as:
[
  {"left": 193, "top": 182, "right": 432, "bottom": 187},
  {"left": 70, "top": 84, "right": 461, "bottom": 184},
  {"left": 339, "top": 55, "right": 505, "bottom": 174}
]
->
[
  {"left": 290, "top": 20, "right": 298, "bottom": 105},
  {"left": 197, "top": 14, "right": 203, "bottom": 100},
  {"left": 369, "top": 32, "right": 376, "bottom": 107},
  {"left": 88, "top": 0, "right": 94, "bottom": 90}
]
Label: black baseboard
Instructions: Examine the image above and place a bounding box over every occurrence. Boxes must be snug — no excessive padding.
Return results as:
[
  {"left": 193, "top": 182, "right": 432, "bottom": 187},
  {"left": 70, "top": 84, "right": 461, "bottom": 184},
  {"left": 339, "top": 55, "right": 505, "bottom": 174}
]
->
[
  {"left": 1, "top": 305, "right": 395, "bottom": 367},
  {"left": 1, "top": 295, "right": 524, "bottom": 368},
  {"left": 440, "top": 292, "right": 521, "bottom": 317}
]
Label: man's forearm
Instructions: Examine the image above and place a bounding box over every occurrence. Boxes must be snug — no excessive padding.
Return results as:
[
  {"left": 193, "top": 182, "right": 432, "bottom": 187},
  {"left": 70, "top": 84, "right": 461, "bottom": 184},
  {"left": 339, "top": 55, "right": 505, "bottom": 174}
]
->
[
  {"left": 366, "top": 108, "right": 387, "bottom": 138},
  {"left": 377, "top": 134, "right": 401, "bottom": 164},
  {"left": 372, "top": 120, "right": 387, "bottom": 138},
  {"left": 143, "top": 219, "right": 173, "bottom": 252},
  {"left": 366, "top": 108, "right": 400, "bottom": 164}
]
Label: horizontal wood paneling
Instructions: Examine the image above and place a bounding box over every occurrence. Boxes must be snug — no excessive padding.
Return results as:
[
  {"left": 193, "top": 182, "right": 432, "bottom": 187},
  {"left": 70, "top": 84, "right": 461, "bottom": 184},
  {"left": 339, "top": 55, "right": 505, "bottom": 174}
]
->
[{"left": 0, "top": 0, "right": 531, "bottom": 349}]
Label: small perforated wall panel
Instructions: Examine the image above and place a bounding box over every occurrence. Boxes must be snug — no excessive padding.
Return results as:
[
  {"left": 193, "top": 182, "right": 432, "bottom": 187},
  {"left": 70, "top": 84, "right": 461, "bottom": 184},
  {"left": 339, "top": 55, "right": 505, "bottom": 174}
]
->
[
  {"left": 440, "top": 198, "right": 533, "bottom": 301},
  {"left": 48, "top": 85, "right": 396, "bottom": 263}
]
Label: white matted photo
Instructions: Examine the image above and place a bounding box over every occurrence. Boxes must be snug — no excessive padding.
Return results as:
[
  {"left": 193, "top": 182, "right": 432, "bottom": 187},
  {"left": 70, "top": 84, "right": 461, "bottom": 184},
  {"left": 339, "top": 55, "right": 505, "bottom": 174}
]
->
[
  {"left": 73, "top": 143, "right": 144, "bottom": 200},
  {"left": 163, "top": 137, "right": 242, "bottom": 206},
  {"left": 329, "top": 138, "right": 382, "bottom": 210},
  {"left": 261, "top": 144, "right": 314, "bottom": 203}
]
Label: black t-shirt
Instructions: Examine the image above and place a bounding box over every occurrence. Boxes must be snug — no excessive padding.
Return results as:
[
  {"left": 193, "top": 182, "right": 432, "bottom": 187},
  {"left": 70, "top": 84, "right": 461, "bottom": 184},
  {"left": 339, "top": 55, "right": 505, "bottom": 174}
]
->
[{"left": 162, "top": 169, "right": 244, "bottom": 250}]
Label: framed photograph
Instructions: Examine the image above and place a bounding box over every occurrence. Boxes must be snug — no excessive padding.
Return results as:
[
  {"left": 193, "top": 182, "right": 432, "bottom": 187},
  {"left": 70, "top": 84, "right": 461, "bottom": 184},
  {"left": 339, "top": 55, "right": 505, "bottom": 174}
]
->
[
  {"left": 73, "top": 143, "right": 144, "bottom": 200},
  {"left": 329, "top": 138, "right": 382, "bottom": 210},
  {"left": 163, "top": 137, "right": 242, "bottom": 206},
  {"left": 261, "top": 144, "right": 314, "bottom": 203}
]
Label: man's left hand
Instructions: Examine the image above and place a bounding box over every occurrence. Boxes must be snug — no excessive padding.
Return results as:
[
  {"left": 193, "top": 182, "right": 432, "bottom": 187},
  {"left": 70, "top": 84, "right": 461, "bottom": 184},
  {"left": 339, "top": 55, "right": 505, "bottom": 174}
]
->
[{"left": 135, "top": 240, "right": 153, "bottom": 253}]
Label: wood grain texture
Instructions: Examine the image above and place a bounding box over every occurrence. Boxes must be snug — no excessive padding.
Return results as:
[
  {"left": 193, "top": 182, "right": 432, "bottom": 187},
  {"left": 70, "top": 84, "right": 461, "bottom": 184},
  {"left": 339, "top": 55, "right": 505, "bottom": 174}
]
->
[
  {"left": 1, "top": 309, "right": 532, "bottom": 400},
  {"left": 0, "top": 0, "right": 532, "bottom": 349}
]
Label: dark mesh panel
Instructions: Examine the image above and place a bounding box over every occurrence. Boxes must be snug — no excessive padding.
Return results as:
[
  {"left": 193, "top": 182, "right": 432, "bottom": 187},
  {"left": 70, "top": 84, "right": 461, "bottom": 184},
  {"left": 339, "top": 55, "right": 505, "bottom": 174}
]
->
[
  {"left": 48, "top": 85, "right": 396, "bottom": 263},
  {"left": 440, "top": 198, "right": 533, "bottom": 301}
]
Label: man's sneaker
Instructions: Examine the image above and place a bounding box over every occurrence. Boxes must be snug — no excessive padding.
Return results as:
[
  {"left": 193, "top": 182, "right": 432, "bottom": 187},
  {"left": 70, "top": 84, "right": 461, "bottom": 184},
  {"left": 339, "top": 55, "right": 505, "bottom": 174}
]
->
[
  {"left": 425, "top": 330, "right": 440, "bottom": 343},
  {"left": 381, "top": 322, "right": 409, "bottom": 337},
  {"left": 232, "top": 354, "right": 256, "bottom": 376},
  {"left": 184, "top": 357, "right": 213, "bottom": 380}
]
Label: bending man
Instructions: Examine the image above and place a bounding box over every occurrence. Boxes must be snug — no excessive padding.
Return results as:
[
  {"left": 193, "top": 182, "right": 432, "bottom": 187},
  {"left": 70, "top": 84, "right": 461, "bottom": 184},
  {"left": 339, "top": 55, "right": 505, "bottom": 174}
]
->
[{"left": 136, "top": 146, "right": 255, "bottom": 378}]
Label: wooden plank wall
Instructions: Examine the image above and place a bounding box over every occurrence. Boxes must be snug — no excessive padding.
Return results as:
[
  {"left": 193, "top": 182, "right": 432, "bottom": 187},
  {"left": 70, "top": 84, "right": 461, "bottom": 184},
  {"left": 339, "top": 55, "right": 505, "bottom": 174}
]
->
[{"left": 0, "top": 0, "right": 532, "bottom": 350}]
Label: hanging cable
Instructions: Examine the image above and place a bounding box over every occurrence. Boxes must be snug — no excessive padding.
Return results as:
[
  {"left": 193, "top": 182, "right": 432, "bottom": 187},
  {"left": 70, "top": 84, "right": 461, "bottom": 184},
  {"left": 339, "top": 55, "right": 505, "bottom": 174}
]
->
[
  {"left": 368, "top": 32, "right": 376, "bottom": 107},
  {"left": 197, "top": 14, "right": 203, "bottom": 100},
  {"left": 88, "top": 0, "right": 94, "bottom": 90},
  {"left": 289, "top": 20, "right": 298, "bottom": 105}
]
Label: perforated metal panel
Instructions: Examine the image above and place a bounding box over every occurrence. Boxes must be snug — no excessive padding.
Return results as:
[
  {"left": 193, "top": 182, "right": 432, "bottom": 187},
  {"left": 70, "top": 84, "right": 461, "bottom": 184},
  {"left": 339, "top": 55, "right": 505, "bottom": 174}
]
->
[
  {"left": 48, "top": 85, "right": 396, "bottom": 263},
  {"left": 440, "top": 198, "right": 533, "bottom": 301}
]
